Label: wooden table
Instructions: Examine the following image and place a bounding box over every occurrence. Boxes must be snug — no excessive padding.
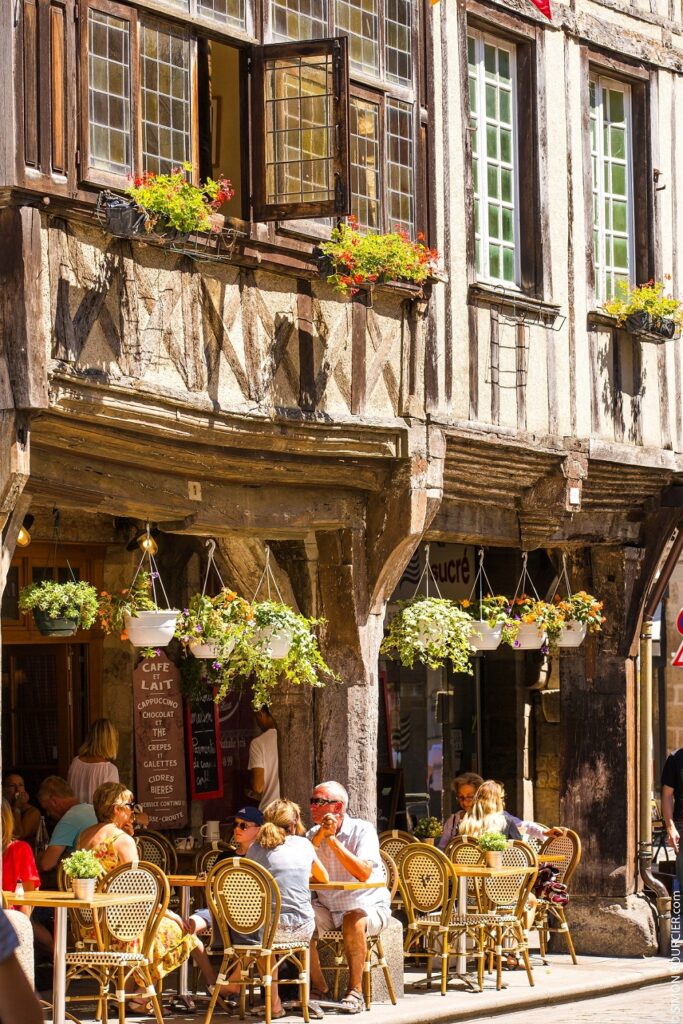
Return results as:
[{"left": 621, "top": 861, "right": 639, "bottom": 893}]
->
[
  {"left": 3, "top": 889, "right": 153, "bottom": 1024},
  {"left": 167, "top": 873, "right": 208, "bottom": 1010},
  {"left": 309, "top": 881, "right": 386, "bottom": 891}
]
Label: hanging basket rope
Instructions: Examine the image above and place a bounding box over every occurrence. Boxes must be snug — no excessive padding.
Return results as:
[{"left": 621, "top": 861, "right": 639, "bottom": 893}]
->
[
  {"left": 549, "top": 553, "right": 573, "bottom": 602},
  {"left": 411, "top": 544, "right": 443, "bottom": 601},
  {"left": 512, "top": 551, "right": 541, "bottom": 603},
  {"left": 467, "top": 547, "right": 498, "bottom": 619},
  {"left": 200, "top": 539, "right": 227, "bottom": 597},
  {"left": 251, "top": 545, "right": 286, "bottom": 604},
  {"left": 129, "top": 523, "right": 173, "bottom": 609}
]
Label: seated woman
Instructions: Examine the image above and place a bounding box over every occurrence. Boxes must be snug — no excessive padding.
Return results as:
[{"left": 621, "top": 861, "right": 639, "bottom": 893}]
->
[
  {"left": 2, "top": 771, "right": 40, "bottom": 845},
  {"left": 1, "top": 799, "right": 52, "bottom": 957},
  {"left": 77, "top": 782, "right": 201, "bottom": 1014},
  {"left": 458, "top": 779, "right": 522, "bottom": 840},
  {"left": 67, "top": 718, "right": 120, "bottom": 804},
  {"left": 439, "top": 772, "right": 484, "bottom": 849}
]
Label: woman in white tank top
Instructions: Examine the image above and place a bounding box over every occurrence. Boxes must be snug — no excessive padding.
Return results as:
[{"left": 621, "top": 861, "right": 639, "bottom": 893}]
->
[{"left": 67, "top": 718, "right": 119, "bottom": 803}]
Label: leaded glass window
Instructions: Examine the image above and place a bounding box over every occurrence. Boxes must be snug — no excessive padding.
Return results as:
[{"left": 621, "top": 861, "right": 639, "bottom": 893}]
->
[
  {"left": 198, "top": 0, "right": 248, "bottom": 30},
  {"left": 385, "top": 0, "right": 412, "bottom": 86},
  {"left": 468, "top": 32, "right": 518, "bottom": 287},
  {"left": 335, "top": 0, "right": 379, "bottom": 78},
  {"left": 87, "top": 9, "right": 131, "bottom": 175},
  {"left": 386, "top": 98, "right": 414, "bottom": 234},
  {"left": 350, "top": 98, "right": 380, "bottom": 232},
  {"left": 590, "top": 77, "right": 634, "bottom": 302},
  {"left": 140, "top": 22, "right": 191, "bottom": 175},
  {"left": 271, "top": 0, "right": 327, "bottom": 41}
]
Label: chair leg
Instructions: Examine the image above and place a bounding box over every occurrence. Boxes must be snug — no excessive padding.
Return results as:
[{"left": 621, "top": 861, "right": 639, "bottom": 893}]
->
[
  {"left": 117, "top": 966, "right": 126, "bottom": 1024},
  {"left": 376, "top": 936, "right": 396, "bottom": 1006},
  {"left": 300, "top": 948, "right": 310, "bottom": 1024},
  {"left": 556, "top": 907, "right": 578, "bottom": 964},
  {"left": 518, "top": 927, "right": 534, "bottom": 988},
  {"left": 362, "top": 945, "right": 371, "bottom": 1010},
  {"left": 476, "top": 929, "right": 485, "bottom": 992},
  {"left": 264, "top": 952, "right": 272, "bottom": 1024},
  {"left": 142, "top": 967, "right": 164, "bottom": 1024},
  {"left": 495, "top": 926, "right": 503, "bottom": 992},
  {"left": 440, "top": 932, "right": 449, "bottom": 996}
]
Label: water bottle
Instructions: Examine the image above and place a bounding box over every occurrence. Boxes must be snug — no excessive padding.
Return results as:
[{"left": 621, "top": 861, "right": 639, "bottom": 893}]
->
[
  {"left": 35, "top": 816, "right": 49, "bottom": 854},
  {"left": 14, "top": 878, "right": 24, "bottom": 898}
]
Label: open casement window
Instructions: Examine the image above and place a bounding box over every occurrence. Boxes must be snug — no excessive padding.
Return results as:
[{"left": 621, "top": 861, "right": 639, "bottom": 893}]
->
[{"left": 251, "top": 37, "right": 351, "bottom": 221}]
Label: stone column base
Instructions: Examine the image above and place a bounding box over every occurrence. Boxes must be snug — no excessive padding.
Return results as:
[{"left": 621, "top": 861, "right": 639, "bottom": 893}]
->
[
  {"left": 551, "top": 894, "right": 658, "bottom": 957},
  {"left": 318, "top": 916, "right": 404, "bottom": 1003}
]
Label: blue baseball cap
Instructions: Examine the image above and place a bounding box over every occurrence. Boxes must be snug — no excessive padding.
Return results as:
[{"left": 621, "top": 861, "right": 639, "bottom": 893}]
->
[{"left": 234, "top": 807, "right": 264, "bottom": 826}]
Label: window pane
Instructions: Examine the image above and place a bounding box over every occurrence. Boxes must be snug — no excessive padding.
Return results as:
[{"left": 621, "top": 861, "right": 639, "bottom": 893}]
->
[
  {"left": 350, "top": 97, "right": 380, "bottom": 232},
  {"left": 385, "top": 0, "right": 412, "bottom": 86},
  {"left": 88, "top": 10, "right": 131, "bottom": 175},
  {"left": 336, "top": 0, "right": 378, "bottom": 78},
  {"left": 264, "top": 51, "right": 336, "bottom": 206},
  {"left": 199, "top": 0, "right": 248, "bottom": 30},
  {"left": 141, "top": 22, "right": 191, "bottom": 176},
  {"left": 386, "top": 98, "right": 414, "bottom": 235},
  {"left": 270, "top": 0, "right": 327, "bottom": 40},
  {"left": 590, "top": 77, "right": 633, "bottom": 301}
]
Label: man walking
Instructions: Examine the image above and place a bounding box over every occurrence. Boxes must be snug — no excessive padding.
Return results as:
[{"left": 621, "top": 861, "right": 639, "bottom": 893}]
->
[{"left": 307, "top": 781, "right": 390, "bottom": 1013}]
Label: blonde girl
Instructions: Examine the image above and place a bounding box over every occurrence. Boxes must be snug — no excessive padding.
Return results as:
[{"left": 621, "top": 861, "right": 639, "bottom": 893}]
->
[
  {"left": 67, "top": 719, "right": 120, "bottom": 803},
  {"left": 458, "top": 780, "right": 522, "bottom": 840}
]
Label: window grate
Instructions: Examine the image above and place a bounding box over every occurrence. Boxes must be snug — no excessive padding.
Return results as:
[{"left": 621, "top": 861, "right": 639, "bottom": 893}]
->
[
  {"left": 88, "top": 9, "right": 132, "bottom": 175},
  {"left": 141, "top": 22, "right": 191, "bottom": 176},
  {"left": 270, "top": 0, "right": 327, "bottom": 41}
]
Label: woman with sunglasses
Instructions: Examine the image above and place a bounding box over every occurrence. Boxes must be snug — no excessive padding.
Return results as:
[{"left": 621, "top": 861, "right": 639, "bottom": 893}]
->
[{"left": 439, "top": 772, "right": 484, "bottom": 849}]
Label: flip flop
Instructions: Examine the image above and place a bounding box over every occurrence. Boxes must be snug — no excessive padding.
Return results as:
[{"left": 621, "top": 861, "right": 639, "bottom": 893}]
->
[
  {"left": 338, "top": 990, "right": 364, "bottom": 1014},
  {"left": 307, "top": 1000, "right": 325, "bottom": 1019}
]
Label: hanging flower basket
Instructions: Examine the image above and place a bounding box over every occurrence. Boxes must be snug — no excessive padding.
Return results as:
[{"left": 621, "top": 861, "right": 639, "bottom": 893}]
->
[
  {"left": 554, "top": 620, "right": 587, "bottom": 648},
  {"left": 252, "top": 622, "right": 293, "bottom": 660},
  {"left": 19, "top": 580, "right": 99, "bottom": 637},
  {"left": 381, "top": 596, "right": 474, "bottom": 673},
  {"left": 551, "top": 584, "right": 605, "bottom": 649},
  {"left": 514, "top": 622, "right": 547, "bottom": 650},
  {"left": 175, "top": 573, "right": 252, "bottom": 663},
  {"left": 124, "top": 609, "right": 179, "bottom": 648},
  {"left": 33, "top": 611, "right": 80, "bottom": 637},
  {"left": 98, "top": 534, "right": 179, "bottom": 650},
  {"left": 190, "top": 637, "right": 236, "bottom": 660},
  {"left": 469, "top": 621, "right": 504, "bottom": 651}
]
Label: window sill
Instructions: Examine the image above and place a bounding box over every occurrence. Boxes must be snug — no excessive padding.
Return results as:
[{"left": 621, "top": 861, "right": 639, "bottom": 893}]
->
[
  {"left": 468, "top": 284, "right": 563, "bottom": 328},
  {"left": 587, "top": 309, "right": 680, "bottom": 343}
]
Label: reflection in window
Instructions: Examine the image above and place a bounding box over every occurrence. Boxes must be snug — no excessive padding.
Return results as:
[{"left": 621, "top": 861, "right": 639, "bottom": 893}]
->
[
  {"left": 265, "top": 52, "right": 335, "bottom": 206},
  {"left": 199, "top": 0, "right": 248, "bottom": 30},
  {"left": 385, "top": 0, "right": 412, "bottom": 86},
  {"left": 87, "top": 10, "right": 131, "bottom": 175},
  {"left": 141, "top": 23, "right": 191, "bottom": 175},
  {"left": 386, "top": 99, "right": 414, "bottom": 235},
  {"left": 350, "top": 98, "right": 380, "bottom": 232},
  {"left": 336, "top": 0, "right": 378, "bottom": 77},
  {"left": 271, "top": 0, "right": 327, "bottom": 40}
]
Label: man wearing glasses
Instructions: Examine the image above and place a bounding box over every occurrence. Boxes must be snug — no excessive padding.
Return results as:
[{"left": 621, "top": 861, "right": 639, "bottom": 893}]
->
[{"left": 307, "top": 782, "right": 390, "bottom": 1014}]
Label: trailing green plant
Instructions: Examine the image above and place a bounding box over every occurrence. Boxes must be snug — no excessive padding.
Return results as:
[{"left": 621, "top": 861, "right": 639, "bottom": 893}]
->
[
  {"left": 477, "top": 831, "right": 507, "bottom": 853},
  {"left": 97, "top": 571, "right": 160, "bottom": 640},
  {"left": 413, "top": 816, "right": 443, "bottom": 840},
  {"left": 380, "top": 596, "right": 474, "bottom": 673},
  {"left": 213, "top": 600, "right": 338, "bottom": 710},
  {"left": 553, "top": 591, "right": 605, "bottom": 632},
  {"left": 175, "top": 589, "right": 252, "bottom": 648},
  {"left": 319, "top": 217, "right": 441, "bottom": 296},
  {"left": 125, "top": 164, "right": 234, "bottom": 234},
  {"left": 602, "top": 278, "right": 683, "bottom": 328},
  {"left": 180, "top": 655, "right": 228, "bottom": 703},
  {"left": 459, "top": 594, "right": 518, "bottom": 646},
  {"left": 509, "top": 594, "right": 565, "bottom": 647},
  {"left": 61, "top": 849, "right": 104, "bottom": 879},
  {"left": 19, "top": 579, "right": 99, "bottom": 629}
]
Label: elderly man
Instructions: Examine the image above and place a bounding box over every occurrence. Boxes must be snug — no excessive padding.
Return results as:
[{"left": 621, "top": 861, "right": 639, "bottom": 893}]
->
[
  {"left": 307, "top": 781, "right": 390, "bottom": 1013},
  {"left": 36, "top": 776, "right": 96, "bottom": 872}
]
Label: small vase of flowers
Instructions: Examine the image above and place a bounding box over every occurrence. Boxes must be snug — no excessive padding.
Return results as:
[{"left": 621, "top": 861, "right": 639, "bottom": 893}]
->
[
  {"left": 62, "top": 849, "right": 104, "bottom": 900},
  {"left": 478, "top": 831, "right": 507, "bottom": 868},
  {"left": 413, "top": 816, "right": 443, "bottom": 845}
]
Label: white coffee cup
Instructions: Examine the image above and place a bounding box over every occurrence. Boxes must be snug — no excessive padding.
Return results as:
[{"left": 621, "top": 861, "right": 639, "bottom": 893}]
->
[{"left": 200, "top": 821, "right": 221, "bottom": 842}]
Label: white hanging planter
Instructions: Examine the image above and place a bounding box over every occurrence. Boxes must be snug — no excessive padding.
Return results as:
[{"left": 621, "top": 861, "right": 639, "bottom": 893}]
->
[
  {"left": 190, "top": 636, "right": 236, "bottom": 660},
  {"left": 555, "top": 620, "right": 587, "bottom": 648},
  {"left": 416, "top": 620, "right": 442, "bottom": 645},
  {"left": 469, "top": 622, "right": 503, "bottom": 651},
  {"left": 124, "top": 609, "right": 179, "bottom": 648},
  {"left": 514, "top": 623, "right": 546, "bottom": 650},
  {"left": 253, "top": 624, "right": 293, "bottom": 660}
]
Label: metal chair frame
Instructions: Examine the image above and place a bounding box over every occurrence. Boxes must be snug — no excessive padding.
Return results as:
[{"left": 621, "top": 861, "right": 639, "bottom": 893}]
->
[{"left": 533, "top": 828, "right": 581, "bottom": 964}]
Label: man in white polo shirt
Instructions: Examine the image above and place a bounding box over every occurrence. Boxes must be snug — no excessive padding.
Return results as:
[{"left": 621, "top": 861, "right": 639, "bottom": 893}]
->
[{"left": 307, "top": 781, "right": 390, "bottom": 1014}]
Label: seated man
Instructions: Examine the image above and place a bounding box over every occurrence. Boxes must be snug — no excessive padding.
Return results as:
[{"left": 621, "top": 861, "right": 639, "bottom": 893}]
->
[
  {"left": 307, "top": 781, "right": 390, "bottom": 1014},
  {"left": 36, "top": 776, "right": 96, "bottom": 873}
]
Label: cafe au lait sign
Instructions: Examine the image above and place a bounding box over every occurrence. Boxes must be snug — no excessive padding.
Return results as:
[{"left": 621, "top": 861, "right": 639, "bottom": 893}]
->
[{"left": 133, "top": 655, "right": 188, "bottom": 828}]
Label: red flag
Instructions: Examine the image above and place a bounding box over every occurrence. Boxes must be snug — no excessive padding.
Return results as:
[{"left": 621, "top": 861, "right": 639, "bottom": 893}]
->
[{"left": 528, "top": 0, "right": 552, "bottom": 17}]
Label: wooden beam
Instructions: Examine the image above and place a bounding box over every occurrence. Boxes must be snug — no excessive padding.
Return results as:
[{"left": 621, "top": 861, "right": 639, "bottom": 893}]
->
[
  {"left": 0, "top": 412, "right": 31, "bottom": 527},
  {"left": 427, "top": 500, "right": 520, "bottom": 547}
]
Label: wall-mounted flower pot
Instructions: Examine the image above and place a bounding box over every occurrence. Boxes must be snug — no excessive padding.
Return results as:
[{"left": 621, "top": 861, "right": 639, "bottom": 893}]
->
[
  {"left": 190, "top": 637, "right": 236, "bottom": 660},
  {"left": 555, "top": 620, "right": 587, "bottom": 648},
  {"left": 625, "top": 311, "right": 677, "bottom": 339},
  {"left": 124, "top": 610, "right": 179, "bottom": 648},
  {"left": 514, "top": 623, "right": 546, "bottom": 650},
  {"left": 253, "top": 625, "right": 292, "bottom": 660},
  {"left": 97, "top": 193, "right": 147, "bottom": 236},
  {"left": 469, "top": 622, "right": 503, "bottom": 651},
  {"left": 33, "top": 610, "right": 79, "bottom": 637}
]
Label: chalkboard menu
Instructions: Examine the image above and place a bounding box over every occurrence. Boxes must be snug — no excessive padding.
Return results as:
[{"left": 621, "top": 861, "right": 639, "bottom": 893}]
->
[
  {"left": 185, "top": 688, "right": 224, "bottom": 801},
  {"left": 133, "top": 655, "right": 188, "bottom": 829}
]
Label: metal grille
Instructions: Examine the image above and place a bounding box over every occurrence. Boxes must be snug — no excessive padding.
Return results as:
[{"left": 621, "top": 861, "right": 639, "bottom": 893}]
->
[
  {"left": 386, "top": 98, "right": 414, "bottom": 235},
  {"left": 350, "top": 97, "right": 380, "bottom": 232},
  {"left": 141, "top": 22, "right": 191, "bottom": 175},
  {"left": 87, "top": 10, "right": 131, "bottom": 175},
  {"left": 264, "top": 52, "right": 335, "bottom": 205},
  {"left": 199, "top": 0, "right": 247, "bottom": 29},
  {"left": 271, "top": 0, "right": 327, "bottom": 40},
  {"left": 385, "top": 0, "right": 411, "bottom": 86},
  {"left": 335, "top": 0, "right": 378, "bottom": 78}
]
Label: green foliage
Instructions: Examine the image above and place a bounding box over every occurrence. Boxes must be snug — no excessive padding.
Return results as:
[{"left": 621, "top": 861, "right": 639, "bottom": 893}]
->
[
  {"left": 175, "top": 589, "right": 252, "bottom": 647},
  {"left": 603, "top": 278, "right": 683, "bottom": 328},
  {"left": 477, "top": 831, "right": 507, "bottom": 852},
  {"left": 459, "top": 594, "right": 518, "bottom": 646},
  {"left": 380, "top": 596, "right": 474, "bottom": 673},
  {"left": 413, "top": 816, "right": 443, "bottom": 840},
  {"left": 19, "top": 580, "right": 99, "bottom": 629},
  {"left": 319, "top": 218, "right": 441, "bottom": 296},
  {"left": 509, "top": 595, "right": 566, "bottom": 646},
  {"left": 97, "top": 571, "right": 159, "bottom": 638},
  {"left": 62, "top": 849, "right": 104, "bottom": 879},
  {"left": 125, "top": 164, "right": 234, "bottom": 234},
  {"left": 553, "top": 592, "right": 605, "bottom": 632},
  {"left": 213, "top": 600, "right": 338, "bottom": 710}
]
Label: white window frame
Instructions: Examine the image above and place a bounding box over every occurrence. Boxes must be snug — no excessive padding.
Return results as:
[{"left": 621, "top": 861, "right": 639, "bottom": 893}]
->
[
  {"left": 590, "top": 75, "right": 636, "bottom": 303},
  {"left": 468, "top": 29, "right": 520, "bottom": 289}
]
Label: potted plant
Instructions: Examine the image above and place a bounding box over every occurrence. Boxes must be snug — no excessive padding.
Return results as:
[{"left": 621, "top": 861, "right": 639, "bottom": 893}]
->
[
  {"left": 19, "top": 580, "right": 99, "bottom": 637},
  {"left": 413, "top": 816, "right": 443, "bottom": 845},
  {"left": 478, "top": 831, "right": 507, "bottom": 868},
  {"left": 124, "top": 164, "right": 234, "bottom": 237},
  {"left": 175, "top": 589, "right": 252, "bottom": 660},
  {"left": 509, "top": 595, "right": 565, "bottom": 651},
  {"left": 459, "top": 595, "right": 517, "bottom": 651},
  {"left": 98, "top": 571, "right": 179, "bottom": 648},
  {"left": 553, "top": 591, "right": 605, "bottom": 649},
  {"left": 61, "top": 849, "right": 104, "bottom": 900},
  {"left": 602, "top": 278, "right": 683, "bottom": 340},
  {"left": 95, "top": 190, "right": 148, "bottom": 236},
  {"left": 318, "top": 217, "right": 442, "bottom": 297},
  {"left": 380, "top": 596, "right": 474, "bottom": 673}
]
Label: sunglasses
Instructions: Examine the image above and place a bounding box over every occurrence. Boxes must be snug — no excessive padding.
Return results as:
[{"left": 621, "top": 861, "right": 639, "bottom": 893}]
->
[
  {"left": 119, "top": 802, "right": 137, "bottom": 810},
  {"left": 234, "top": 821, "right": 254, "bottom": 830},
  {"left": 310, "top": 798, "right": 338, "bottom": 807}
]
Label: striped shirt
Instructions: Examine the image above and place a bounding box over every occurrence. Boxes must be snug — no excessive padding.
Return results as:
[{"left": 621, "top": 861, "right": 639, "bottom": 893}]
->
[{"left": 307, "top": 815, "right": 390, "bottom": 923}]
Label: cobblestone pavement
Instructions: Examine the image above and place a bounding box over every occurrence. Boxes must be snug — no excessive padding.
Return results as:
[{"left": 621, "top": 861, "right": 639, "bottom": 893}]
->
[{"left": 472, "top": 981, "right": 680, "bottom": 1024}]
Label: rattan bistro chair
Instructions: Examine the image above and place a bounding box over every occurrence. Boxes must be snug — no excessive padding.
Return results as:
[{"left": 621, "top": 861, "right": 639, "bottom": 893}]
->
[
  {"left": 447, "top": 836, "right": 485, "bottom": 913},
  {"left": 205, "top": 858, "right": 311, "bottom": 1024},
  {"left": 64, "top": 861, "right": 168, "bottom": 1024},
  {"left": 474, "top": 863, "right": 538, "bottom": 990},
  {"left": 134, "top": 829, "right": 178, "bottom": 874},
  {"left": 379, "top": 850, "right": 400, "bottom": 902},
  {"left": 378, "top": 830, "right": 415, "bottom": 864},
  {"left": 533, "top": 828, "right": 581, "bottom": 964}
]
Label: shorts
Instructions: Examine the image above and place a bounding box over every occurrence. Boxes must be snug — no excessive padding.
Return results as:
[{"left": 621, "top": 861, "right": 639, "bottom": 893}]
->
[
  {"left": 274, "top": 920, "right": 315, "bottom": 945},
  {"left": 312, "top": 903, "right": 390, "bottom": 936},
  {"left": 193, "top": 906, "right": 260, "bottom": 947}
]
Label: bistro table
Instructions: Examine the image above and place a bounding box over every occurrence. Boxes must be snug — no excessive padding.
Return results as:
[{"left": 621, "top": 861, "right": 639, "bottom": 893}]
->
[
  {"left": 167, "top": 873, "right": 209, "bottom": 1012},
  {"left": 2, "top": 889, "right": 154, "bottom": 1024}
]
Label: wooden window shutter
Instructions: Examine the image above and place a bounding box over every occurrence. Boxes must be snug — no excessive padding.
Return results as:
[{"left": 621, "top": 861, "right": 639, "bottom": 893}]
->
[{"left": 251, "top": 36, "right": 350, "bottom": 222}]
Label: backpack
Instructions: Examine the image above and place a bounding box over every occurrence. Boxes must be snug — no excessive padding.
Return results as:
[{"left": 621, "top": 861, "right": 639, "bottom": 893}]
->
[{"left": 532, "top": 863, "right": 569, "bottom": 906}]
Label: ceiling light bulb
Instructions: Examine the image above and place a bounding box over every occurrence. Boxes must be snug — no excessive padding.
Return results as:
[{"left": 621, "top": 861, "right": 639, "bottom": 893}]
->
[
  {"left": 139, "top": 535, "right": 158, "bottom": 556},
  {"left": 16, "top": 526, "right": 31, "bottom": 547}
]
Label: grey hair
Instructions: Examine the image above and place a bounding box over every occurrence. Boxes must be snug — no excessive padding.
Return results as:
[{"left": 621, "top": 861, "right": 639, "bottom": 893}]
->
[
  {"left": 316, "top": 781, "right": 349, "bottom": 812},
  {"left": 451, "top": 772, "right": 484, "bottom": 794}
]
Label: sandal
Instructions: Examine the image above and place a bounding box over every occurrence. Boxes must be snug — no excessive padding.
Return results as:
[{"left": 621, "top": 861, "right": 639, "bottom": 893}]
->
[
  {"left": 128, "top": 997, "right": 161, "bottom": 1016},
  {"left": 339, "top": 990, "right": 364, "bottom": 1014},
  {"left": 503, "top": 953, "right": 520, "bottom": 970},
  {"left": 307, "top": 1000, "right": 324, "bottom": 1020}
]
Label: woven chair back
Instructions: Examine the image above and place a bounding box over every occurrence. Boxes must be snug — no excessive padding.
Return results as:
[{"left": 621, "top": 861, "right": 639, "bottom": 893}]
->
[
  {"left": 502, "top": 840, "right": 538, "bottom": 868},
  {"left": 194, "top": 843, "right": 233, "bottom": 877},
  {"left": 207, "top": 857, "right": 280, "bottom": 951},
  {"left": 379, "top": 830, "right": 414, "bottom": 864},
  {"left": 482, "top": 865, "right": 537, "bottom": 918},
  {"left": 99, "top": 860, "right": 169, "bottom": 956},
  {"left": 448, "top": 837, "right": 484, "bottom": 866},
  {"left": 379, "top": 849, "right": 399, "bottom": 901},
  {"left": 56, "top": 861, "right": 95, "bottom": 938},
  {"left": 397, "top": 843, "right": 454, "bottom": 922},
  {"left": 537, "top": 828, "right": 581, "bottom": 885},
  {"left": 134, "top": 829, "right": 178, "bottom": 874}
]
